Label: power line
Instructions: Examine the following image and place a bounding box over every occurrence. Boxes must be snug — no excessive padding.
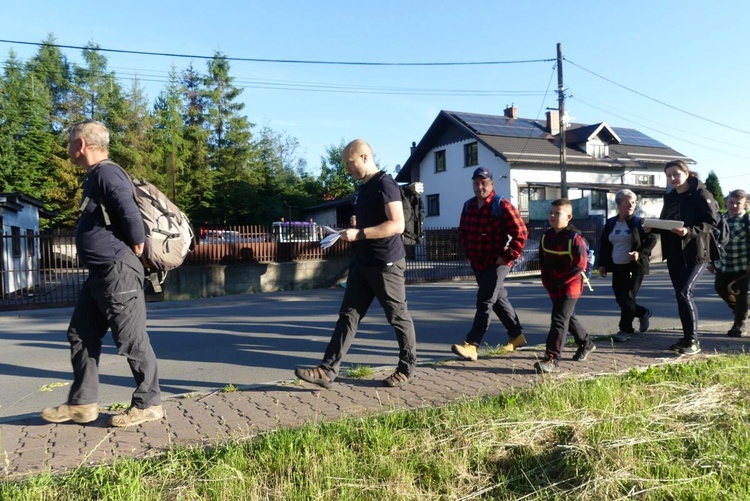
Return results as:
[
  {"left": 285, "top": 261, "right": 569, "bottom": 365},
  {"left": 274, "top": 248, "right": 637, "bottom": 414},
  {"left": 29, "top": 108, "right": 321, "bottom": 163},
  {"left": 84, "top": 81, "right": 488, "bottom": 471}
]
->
[
  {"left": 0, "top": 38, "right": 555, "bottom": 66},
  {"left": 566, "top": 58, "right": 750, "bottom": 136}
]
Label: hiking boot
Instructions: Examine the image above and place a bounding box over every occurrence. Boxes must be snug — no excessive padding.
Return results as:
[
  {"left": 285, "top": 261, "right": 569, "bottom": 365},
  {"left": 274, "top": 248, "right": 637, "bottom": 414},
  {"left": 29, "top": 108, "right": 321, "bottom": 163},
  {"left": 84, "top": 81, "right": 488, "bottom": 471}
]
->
[
  {"left": 668, "top": 338, "right": 693, "bottom": 352},
  {"left": 572, "top": 343, "right": 596, "bottom": 362},
  {"left": 41, "top": 403, "right": 99, "bottom": 424},
  {"left": 501, "top": 333, "right": 528, "bottom": 352},
  {"left": 678, "top": 340, "right": 701, "bottom": 355},
  {"left": 383, "top": 370, "right": 411, "bottom": 387},
  {"left": 295, "top": 366, "right": 334, "bottom": 389},
  {"left": 110, "top": 405, "right": 164, "bottom": 428},
  {"left": 638, "top": 309, "right": 652, "bottom": 333},
  {"left": 534, "top": 355, "right": 559, "bottom": 374},
  {"left": 451, "top": 341, "right": 478, "bottom": 361},
  {"left": 728, "top": 321, "right": 747, "bottom": 337}
]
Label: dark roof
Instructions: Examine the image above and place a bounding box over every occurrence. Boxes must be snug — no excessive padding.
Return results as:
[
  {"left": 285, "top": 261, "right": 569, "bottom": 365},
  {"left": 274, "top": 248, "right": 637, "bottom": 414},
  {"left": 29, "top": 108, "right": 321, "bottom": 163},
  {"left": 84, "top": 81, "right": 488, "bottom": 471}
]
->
[
  {"left": 0, "top": 192, "right": 47, "bottom": 213},
  {"left": 396, "top": 110, "right": 692, "bottom": 182}
]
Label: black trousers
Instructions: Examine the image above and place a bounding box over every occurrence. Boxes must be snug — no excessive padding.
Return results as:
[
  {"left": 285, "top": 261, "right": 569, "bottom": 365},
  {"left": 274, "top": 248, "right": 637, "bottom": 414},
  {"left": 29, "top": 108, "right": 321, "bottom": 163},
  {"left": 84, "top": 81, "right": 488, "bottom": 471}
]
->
[
  {"left": 546, "top": 296, "right": 590, "bottom": 360},
  {"left": 322, "top": 258, "right": 417, "bottom": 377},
  {"left": 465, "top": 264, "right": 523, "bottom": 345},
  {"left": 714, "top": 270, "right": 749, "bottom": 323},
  {"left": 67, "top": 251, "right": 161, "bottom": 409},
  {"left": 666, "top": 255, "right": 707, "bottom": 343},
  {"left": 611, "top": 264, "right": 648, "bottom": 333}
]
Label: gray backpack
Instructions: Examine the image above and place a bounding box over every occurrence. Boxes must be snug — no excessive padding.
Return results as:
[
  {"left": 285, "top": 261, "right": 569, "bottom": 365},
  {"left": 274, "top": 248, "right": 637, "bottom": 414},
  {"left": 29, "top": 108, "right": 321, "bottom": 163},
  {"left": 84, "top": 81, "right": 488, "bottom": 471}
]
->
[{"left": 98, "top": 161, "right": 194, "bottom": 275}]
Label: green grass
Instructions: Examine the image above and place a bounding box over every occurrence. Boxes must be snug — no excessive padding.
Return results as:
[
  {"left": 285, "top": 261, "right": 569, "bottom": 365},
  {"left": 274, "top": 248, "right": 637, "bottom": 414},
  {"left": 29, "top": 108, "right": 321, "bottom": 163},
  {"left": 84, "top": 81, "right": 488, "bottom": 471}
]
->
[
  {"left": 344, "top": 365, "right": 374, "bottom": 379},
  {"left": 3, "top": 355, "right": 750, "bottom": 499}
]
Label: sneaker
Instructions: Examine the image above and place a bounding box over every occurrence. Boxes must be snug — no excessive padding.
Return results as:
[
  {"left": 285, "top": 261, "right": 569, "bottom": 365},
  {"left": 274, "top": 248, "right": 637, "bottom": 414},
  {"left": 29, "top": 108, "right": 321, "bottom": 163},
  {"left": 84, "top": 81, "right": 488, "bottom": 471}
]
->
[
  {"left": 501, "top": 333, "right": 528, "bottom": 352},
  {"left": 572, "top": 343, "right": 596, "bottom": 362},
  {"left": 383, "top": 370, "right": 410, "bottom": 387},
  {"left": 728, "top": 321, "right": 747, "bottom": 338},
  {"left": 612, "top": 331, "right": 631, "bottom": 342},
  {"left": 451, "top": 341, "right": 478, "bottom": 361},
  {"left": 295, "top": 366, "right": 334, "bottom": 389},
  {"left": 110, "top": 404, "right": 164, "bottom": 427},
  {"left": 638, "top": 309, "right": 652, "bottom": 333},
  {"left": 534, "top": 355, "right": 559, "bottom": 374},
  {"left": 41, "top": 403, "right": 99, "bottom": 424},
  {"left": 668, "top": 338, "right": 692, "bottom": 352},
  {"left": 678, "top": 340, "right": 701, "bottom": 355}
]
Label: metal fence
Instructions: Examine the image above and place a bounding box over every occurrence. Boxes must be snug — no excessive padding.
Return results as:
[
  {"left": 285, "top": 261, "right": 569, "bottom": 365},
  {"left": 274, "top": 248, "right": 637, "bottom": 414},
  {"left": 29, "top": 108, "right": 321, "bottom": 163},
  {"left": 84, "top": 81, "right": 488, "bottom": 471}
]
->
[{"left": 0, "top": 218, "right": 604, "bottom": 311}]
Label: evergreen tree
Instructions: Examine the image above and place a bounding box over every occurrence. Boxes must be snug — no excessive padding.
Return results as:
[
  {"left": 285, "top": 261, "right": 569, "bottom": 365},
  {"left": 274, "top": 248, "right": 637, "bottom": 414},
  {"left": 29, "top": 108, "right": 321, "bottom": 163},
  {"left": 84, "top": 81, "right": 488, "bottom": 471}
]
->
[
  {"left": 26, "top": 34, "right": 73, "bottom": 133},
  {"left": 705, "top": 170, "right": 725, "bottom": 211},
  {"left": 152, "top": 66, "right": 189, "bottom": 202},
  {"left": 202, "top": 52, "right": 255, "bottom": 224},
  {"left": 116, "top": 77, "right": 158, "bottom": 181},
  {"left": 179, "top": 62, "right": 213, "bottom": 224}
]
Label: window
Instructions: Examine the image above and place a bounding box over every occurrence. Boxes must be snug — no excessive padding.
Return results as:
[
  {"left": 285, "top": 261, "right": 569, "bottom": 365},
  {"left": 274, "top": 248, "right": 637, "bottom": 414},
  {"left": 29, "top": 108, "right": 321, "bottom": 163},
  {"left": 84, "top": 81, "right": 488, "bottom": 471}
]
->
[
  {"left": 434, "top": 150, "right": 446, "bottom": 172},
  {"left": 634, "top": 174, "right": 655, "bottom": 186},
  {"left": 26, "top": 229, "right": 35, "bottom": 257},
  {"left": 586, "top": 141, "right": 608, "bottom": 158},
  {"left": 464, "top": 142, "right": 478, "bottom": 166},
  {"left": 11, "top": 226, "right": 21, "bottom": 258},
  {"left": 590, "top": 190, "right": 607, "bottom": 210},
  {"left": 426, "top": 194, "right": 440, "bottom": 217}
]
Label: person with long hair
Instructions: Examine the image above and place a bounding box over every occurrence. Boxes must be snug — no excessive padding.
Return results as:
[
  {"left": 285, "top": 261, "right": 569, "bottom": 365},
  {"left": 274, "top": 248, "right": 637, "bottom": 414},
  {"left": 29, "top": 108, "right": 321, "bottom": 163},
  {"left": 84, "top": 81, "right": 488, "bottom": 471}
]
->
[{"left": 649, "top": 160, "right": 719, "bottom": 354}]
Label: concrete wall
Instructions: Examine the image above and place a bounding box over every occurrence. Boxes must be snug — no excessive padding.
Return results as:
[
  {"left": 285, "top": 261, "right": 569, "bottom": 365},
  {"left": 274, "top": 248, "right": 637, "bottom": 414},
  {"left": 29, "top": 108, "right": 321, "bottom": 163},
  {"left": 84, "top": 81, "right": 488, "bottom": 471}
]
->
[{"left": 162, "top": 257, "right": 351, "bottom": 300}]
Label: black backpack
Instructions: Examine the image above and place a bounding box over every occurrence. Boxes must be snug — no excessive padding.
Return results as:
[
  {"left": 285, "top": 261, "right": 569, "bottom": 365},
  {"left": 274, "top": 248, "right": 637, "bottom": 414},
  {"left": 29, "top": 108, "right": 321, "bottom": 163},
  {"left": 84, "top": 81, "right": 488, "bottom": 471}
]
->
[
  {"left": 711, "top": 213, "right": 730, "bottom": 261},
  {"left": 374, "top": 171, "right": 424, "bottom": 246},
  {"left": 400, "top": 183, "right": 425, "bottom": 245}
]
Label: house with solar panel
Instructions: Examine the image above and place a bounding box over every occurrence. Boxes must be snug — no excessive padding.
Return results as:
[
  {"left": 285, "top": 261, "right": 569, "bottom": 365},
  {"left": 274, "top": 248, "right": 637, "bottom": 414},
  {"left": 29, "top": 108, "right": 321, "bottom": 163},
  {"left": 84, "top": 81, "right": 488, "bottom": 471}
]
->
[{"left": 394, "top": 106, "right": 691, "bottom": 228}]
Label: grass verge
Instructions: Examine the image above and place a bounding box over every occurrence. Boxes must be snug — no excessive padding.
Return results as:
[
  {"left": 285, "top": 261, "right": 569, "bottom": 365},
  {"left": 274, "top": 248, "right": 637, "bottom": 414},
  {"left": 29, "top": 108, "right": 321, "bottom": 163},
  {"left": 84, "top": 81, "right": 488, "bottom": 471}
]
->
[{"left": 3, "top": 355, "right": 750, "bottom": 499}]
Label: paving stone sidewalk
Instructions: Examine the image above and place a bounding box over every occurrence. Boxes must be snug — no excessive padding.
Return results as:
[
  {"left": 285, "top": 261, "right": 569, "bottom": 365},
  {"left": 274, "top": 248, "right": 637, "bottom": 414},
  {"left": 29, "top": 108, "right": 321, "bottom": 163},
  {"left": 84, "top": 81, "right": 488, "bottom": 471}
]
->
[{"left": 2, "top": 326, "right": 747, "bottom": 478}]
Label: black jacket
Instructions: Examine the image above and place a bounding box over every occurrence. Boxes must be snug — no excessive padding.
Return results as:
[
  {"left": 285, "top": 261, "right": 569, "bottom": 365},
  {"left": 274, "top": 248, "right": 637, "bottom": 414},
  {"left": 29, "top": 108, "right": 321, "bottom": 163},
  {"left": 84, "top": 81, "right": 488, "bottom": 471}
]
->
[
  {"left": 597, "top": 215, "right": 657, "bottom": 275},
  {"left": 657, "top": 176, "right": 719, "bottom": 265}
]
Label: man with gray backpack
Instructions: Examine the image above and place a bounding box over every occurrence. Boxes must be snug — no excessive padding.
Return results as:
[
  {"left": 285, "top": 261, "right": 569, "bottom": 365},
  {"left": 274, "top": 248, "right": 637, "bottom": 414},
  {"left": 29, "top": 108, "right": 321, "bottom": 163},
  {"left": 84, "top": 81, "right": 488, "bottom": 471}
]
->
[{"left": 41, "top": 120, "right": 164, "bottom": 428}]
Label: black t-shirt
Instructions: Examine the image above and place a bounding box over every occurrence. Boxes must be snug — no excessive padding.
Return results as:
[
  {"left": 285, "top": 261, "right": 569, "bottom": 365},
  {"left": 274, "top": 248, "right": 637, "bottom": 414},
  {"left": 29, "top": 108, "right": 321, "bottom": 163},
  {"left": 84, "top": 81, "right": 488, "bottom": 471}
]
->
[{"left": 354, "top": 172, "right": 405, "bottom": 266}]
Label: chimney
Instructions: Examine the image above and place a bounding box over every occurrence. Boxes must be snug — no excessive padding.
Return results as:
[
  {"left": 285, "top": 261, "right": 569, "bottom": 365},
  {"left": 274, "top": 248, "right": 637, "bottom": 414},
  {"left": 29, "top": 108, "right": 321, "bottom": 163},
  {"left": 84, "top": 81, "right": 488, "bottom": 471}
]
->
[
  {"left": 546, "top": 110, "right": 560, "bottom": 135},
  {"left": 410, "top": 141, "right": 417, "bottom": 155},
  {"left": 503, "top": 105, "right": 518, "bottom": 119}
]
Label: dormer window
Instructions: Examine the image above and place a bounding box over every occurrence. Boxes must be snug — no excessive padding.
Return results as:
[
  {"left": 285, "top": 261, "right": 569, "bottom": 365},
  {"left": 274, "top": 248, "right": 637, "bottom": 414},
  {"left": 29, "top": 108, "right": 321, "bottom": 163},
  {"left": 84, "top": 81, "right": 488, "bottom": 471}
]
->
[{"left": 587, "top": 140, "right": 608, "bottom": 159}]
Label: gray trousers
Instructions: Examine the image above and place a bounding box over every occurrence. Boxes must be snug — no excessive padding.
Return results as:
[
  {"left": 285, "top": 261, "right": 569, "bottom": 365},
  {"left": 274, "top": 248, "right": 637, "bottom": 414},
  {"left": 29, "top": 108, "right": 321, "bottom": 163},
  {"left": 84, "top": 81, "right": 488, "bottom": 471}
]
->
[
  {"left": 322, "top": 258, "right": 417, "bottom": 378},
  {"left": 466, "top": 264, "right": 523, "bottom": 345},
  {"left": 67, "top": 251, "right": 161, "bottom": 409}
]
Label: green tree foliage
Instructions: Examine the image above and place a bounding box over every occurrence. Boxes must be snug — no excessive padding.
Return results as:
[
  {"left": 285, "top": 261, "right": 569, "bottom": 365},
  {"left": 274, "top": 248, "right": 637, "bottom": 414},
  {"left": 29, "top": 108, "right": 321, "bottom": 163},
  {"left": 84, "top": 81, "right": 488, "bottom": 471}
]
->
[
  {"left": 705, "top": 170, "right": 725, "bottom": 211},
  {"left": 0, "top": 38, "right": 342, "bottom": 230},
  {"left": 317, "top": 140, "right": 357, "bottom": 201}
]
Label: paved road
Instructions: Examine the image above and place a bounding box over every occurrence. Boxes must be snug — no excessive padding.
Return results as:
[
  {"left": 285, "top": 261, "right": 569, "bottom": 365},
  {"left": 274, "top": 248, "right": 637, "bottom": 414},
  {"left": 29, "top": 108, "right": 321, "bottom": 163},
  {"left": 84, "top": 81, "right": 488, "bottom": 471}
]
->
[{"left": 0, "top": 264, "right": 732, "bottom": 421}]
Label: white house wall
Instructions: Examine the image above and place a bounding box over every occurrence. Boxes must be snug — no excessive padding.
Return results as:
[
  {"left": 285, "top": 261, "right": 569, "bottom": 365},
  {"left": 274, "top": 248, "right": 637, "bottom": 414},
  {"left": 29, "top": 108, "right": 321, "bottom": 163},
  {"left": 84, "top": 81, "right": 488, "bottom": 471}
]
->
[{"left": 420, "top": 141, "right": 511, "bottom": 228}]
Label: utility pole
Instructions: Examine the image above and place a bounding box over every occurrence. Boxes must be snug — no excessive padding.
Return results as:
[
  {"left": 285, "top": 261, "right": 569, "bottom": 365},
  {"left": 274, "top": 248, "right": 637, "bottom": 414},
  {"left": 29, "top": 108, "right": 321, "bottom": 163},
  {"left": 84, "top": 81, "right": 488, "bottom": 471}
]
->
[{"left": 557, "top": 42, "right": 568, "bottom": 198}]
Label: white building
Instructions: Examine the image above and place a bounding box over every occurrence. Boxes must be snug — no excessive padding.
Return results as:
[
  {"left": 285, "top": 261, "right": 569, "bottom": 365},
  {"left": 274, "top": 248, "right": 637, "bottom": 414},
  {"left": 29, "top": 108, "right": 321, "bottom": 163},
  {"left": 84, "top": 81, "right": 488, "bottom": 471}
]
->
[
  {"left": 1, "top": 193, "right": 46, "bottom": 295},
  {"left": 395, "top": 107, "right": 692, "bottom": 226}
]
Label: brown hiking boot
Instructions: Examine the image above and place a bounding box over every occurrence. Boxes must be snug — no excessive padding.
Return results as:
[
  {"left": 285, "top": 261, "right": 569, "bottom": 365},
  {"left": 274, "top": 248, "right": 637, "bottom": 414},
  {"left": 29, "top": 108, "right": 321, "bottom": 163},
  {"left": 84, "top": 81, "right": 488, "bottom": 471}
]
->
[
  {"left": 451, "top": 341, "right": 478, "bottom": 361},
  {"left": 501, "top": 333, "right": 528, "bottom": 352},
  {"left": 41, "top": 403, "right": 99, "bottom": 424},
  {"left": 110, "top": 405, "right": 164, "bottom": 427}
]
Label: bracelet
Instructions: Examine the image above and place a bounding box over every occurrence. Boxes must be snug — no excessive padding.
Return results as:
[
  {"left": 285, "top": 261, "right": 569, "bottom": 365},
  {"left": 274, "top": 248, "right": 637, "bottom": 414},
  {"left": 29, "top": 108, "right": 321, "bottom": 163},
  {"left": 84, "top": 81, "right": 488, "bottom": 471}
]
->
[{"left": 359, "top": 229, "right": 365, "bottom": 240}]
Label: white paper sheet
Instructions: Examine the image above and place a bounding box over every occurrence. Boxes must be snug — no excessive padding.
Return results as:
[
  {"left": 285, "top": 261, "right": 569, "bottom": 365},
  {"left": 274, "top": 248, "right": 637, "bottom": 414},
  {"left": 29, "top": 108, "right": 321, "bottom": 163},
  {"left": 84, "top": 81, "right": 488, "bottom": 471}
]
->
[
  {"left": 642, "top": 219, "right": 684, "bottom": 230},
  {"left": 320, "top": 232, "right": 341, "bottom": 249}
]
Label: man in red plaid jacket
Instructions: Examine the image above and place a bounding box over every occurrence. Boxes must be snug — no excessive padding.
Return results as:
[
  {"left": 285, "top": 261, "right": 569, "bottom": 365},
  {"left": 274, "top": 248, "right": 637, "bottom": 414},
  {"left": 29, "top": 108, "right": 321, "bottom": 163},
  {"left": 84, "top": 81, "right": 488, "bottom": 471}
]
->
[{"left": 452, "top": 167, "right": 528, "bottom": 362}]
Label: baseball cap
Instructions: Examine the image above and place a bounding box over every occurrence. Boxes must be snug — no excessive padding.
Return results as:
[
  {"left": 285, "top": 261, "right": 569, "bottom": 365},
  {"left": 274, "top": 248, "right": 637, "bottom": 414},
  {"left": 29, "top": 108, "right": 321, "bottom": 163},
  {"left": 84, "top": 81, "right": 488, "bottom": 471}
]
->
[{"left": 472, "top": 167, "right": 493, "bottom": 180}]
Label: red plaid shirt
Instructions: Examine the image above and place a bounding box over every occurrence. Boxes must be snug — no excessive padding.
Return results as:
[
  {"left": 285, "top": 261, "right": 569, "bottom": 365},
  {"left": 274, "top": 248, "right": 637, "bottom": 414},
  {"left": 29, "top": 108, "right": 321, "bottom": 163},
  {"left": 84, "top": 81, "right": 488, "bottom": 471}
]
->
[
  {"left": 539, "top": 226, "right": 588, "bottom": 299},
  {"left": 459, "top": 192, "right": 528, "bottom": 270}
]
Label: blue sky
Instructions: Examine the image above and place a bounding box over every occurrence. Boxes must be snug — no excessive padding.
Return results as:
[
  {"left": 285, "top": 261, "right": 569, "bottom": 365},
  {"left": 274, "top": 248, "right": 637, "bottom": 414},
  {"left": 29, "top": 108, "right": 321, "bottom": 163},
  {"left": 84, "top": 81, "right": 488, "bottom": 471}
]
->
[{"left": 2, "top": 0, "right": 749, "bottom": 194}]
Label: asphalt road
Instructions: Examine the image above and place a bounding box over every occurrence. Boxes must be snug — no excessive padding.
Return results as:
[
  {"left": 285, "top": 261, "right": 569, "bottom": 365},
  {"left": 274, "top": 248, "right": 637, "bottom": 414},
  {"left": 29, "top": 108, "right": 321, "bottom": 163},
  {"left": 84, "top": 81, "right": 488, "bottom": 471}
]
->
[{"left": 0, "top": 264, "right": 733, "bottom": 421}]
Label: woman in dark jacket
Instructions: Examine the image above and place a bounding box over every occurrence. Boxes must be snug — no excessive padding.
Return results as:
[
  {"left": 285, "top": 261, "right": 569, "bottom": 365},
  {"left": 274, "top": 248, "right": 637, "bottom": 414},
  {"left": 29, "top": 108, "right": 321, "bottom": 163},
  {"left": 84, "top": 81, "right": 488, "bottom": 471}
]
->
[
  {"left": 598, "top": 189, "right": 658, "bottom": 340},
  {"left": 648, "top": 160, "right": 719, "bottom": 355}
]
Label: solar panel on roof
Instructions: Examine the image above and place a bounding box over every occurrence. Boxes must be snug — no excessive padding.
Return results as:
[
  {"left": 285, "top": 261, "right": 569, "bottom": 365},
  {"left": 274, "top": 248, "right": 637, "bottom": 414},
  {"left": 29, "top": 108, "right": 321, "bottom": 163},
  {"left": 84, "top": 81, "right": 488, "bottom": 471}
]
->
[
  {"left": 612, "top": 128, "right": 668, "bottom": 148},
  {"left": 453, "top": 112, "right": 548, "bottom": 138}
]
